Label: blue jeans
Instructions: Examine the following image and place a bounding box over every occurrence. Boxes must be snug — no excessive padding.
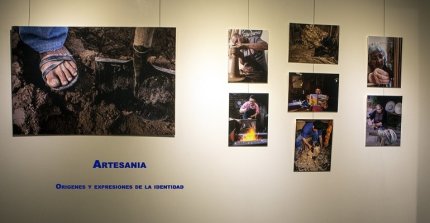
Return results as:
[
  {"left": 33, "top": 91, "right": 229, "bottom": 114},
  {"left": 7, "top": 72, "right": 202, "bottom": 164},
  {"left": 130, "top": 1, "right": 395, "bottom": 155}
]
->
[
  {"left": 242, "top": 108, "right": 256, "bottom": 119},
  {"left": 295, "top": 132, "right": 319, "bottom": 152},
  {"left": 19, "top": 27, "right": 68, "bottom": 53}
]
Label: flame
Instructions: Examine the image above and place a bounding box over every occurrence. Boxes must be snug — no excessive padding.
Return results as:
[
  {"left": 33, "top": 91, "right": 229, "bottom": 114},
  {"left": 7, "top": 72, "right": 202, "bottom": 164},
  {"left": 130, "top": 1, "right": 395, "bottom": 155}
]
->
[{"left": 241, "top": 128, "right": 258, "bottom": 141}]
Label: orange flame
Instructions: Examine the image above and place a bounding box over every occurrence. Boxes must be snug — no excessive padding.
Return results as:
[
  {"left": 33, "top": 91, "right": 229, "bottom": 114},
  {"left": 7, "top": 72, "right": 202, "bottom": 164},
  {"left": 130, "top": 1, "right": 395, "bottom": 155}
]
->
[{"left": 241, "top": 128, "right": 258, "bottom": 141}]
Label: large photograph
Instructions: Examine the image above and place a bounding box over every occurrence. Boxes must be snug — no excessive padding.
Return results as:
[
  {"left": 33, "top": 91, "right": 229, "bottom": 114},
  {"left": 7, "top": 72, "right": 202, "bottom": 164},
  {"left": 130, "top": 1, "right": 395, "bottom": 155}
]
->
[
  {"left": 367, "top": 36, "right": 402, "bottom": 88},
  {"left": 289, "top": 23, "right": 339, "bottom": 64},
  {"left": 294, "top": 119, "right": 333, "bottom": 172},
  {"left": 228, "top": 93, "right": 269, "bottom": 146},
  {"left": 228, "top": 29, "right": 268, "bottom": 83},
  {"left": 288, "top": 72, "right": 339, "bottom": 112},
  {"left": 11, "top": 26, "right": 175, "bottom": 136},
  {"left": 366, "top": 95, "right": 402, "bottom": 146}
]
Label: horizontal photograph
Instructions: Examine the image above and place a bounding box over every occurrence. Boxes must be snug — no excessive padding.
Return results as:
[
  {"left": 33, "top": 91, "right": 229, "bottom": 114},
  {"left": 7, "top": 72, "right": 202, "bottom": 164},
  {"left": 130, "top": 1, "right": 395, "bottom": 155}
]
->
[
  {"left": 228, "top": 93, "right": 269, "bottom": 147},
  {"left": 366, "top": 95, "right": 402, "bottom": 146},
  {"left": 11, "top": 26, "right": 176, "bottom": 136},
  {"left": 294, "top": 119, "right": 333, "bottom": 172},
  {"left": 288, "top": 72, "right": 339, "bottom": 112},
  {"left": 228, "top": 29, "right": 268, "bottom": 83},
  {"left": 289, "top": 23, "right": 339, "bottom": 64},
  {"left": 367, "top": 36, "right": 402, "bottom": 88}
]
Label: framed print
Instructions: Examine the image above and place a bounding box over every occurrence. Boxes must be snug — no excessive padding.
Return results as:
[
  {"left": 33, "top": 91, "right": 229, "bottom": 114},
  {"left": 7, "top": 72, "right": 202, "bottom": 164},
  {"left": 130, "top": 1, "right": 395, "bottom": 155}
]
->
[
  {"left": 289, "top": 23, "right": 339, "bottom": 64},
  {"left": 294, "top": 119, "right": 333, "bottom": 172},
  {"left": 288, "top": 72, "right": 339, "bottom": 112},
  {"left": 11, "top": 26, "right": 176, "bottom": 136},
  {"left": 228, "top": 29, "right": 268, "bottom": 83},
  {"left": 228, "top": 93, "right": 269, "bottom": 146},
  {"left": 367, "top": 36, "right": 402, "bottom": 88},
  {"left": 366, "top": 95, "right": 402, "bottom": 146}
]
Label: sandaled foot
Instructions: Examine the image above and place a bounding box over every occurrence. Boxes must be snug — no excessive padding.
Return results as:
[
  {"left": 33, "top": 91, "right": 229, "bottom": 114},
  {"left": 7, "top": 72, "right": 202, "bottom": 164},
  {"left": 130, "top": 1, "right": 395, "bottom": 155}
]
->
[{"left": 40, "top": 47, "right": 78, "bottom": 90}]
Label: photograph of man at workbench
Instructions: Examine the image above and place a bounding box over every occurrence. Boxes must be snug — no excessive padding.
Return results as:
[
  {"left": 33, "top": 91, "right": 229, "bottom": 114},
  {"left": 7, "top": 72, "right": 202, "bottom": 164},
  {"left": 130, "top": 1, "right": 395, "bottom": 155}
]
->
[
  {"left": 11, "top": 26, "right": 176, "bottom": 136},
  {"left": 228, "top": 29, "right": 268, "bottom": 83}
]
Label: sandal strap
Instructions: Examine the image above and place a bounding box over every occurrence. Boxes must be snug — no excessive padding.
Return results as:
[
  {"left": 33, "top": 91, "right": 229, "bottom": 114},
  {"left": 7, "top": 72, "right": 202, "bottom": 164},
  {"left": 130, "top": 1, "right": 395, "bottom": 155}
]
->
[
  {"left": 40, "top": 54, "right": 75, "bottom": 79},
  {"left": 40, "top": 54, "right": 74, "bottom": 67}
]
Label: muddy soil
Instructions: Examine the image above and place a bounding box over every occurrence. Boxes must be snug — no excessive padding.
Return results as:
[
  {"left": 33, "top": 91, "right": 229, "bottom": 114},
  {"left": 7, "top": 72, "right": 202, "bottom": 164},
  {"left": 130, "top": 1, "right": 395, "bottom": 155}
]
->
[
  {"left": 289, "top": 44, "right": 337, "bottom": 64},
  {"left": 11, "top": 27, "right": 175, "bottom": 136},
  {"left": 294, "top": 146, "right": 332, "bottom": 172},
  {"left": 289, "top": 24, "right": 339, "bottom": 64}
]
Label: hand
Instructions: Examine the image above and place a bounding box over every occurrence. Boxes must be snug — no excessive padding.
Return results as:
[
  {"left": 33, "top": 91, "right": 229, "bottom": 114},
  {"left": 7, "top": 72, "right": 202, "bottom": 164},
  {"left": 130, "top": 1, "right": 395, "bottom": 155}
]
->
[
  {"left": 369, "top": 68, "right": 390, "bottom": 85},
  {"left": 241, "top": 65, "right": 254, "bottom": 74},
  {"left": 233, "top": 42, "right": 248, "bottom": 49}
]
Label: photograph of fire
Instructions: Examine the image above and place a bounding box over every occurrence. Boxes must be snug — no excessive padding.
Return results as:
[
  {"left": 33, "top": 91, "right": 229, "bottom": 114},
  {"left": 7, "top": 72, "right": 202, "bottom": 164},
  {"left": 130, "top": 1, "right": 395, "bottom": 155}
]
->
[
  {"left": 289, "top": 23, "right": 339, "bottom": 64},
  {"left": 228, "top": 29, "right": 268, "bottom": 83},
  {"left": 228, "top": 93, "right": 268, "bottom": 146},
  {"left": 11, "top": 26, "right": 175, "bottom": 136},
  {"left": 288, "top": 72, "right": 339, "bottom": 112},
  {"left": 294, "top": 119, "right": 333, "bottom": 172},
  {"left": 367, "top": 36, "right": 402, "bottom": 88},
  {"left": 366, "top": 95, "right": 402, "bottom": 146}
]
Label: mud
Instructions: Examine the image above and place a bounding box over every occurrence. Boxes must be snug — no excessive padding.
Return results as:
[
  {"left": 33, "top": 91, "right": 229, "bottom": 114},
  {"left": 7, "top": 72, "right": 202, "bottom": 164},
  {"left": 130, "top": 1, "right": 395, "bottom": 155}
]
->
[
  {"left": 11, "top": 27, "right": 175, "bottom": 136},
  {"left": 289, "top": 24, "right": 339, "bottom": 64},
  {"left": 294, "top": 146, "right": 332, "bottom": 172}
]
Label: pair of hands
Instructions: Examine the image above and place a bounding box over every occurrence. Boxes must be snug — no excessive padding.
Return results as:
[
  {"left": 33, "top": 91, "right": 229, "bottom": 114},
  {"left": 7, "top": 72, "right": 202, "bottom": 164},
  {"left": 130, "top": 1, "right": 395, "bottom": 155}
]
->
[
  {"left": 368, "top": 68, "right": 390, "bottom": 85},
  {"left": 367, "top": 119, "right": 383, "bottom": 128}
]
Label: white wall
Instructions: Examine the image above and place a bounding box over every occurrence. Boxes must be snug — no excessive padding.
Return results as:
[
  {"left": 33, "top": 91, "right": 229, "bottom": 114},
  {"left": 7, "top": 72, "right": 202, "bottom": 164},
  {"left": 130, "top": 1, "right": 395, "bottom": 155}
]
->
[
  {"left": 0, "top": 0, "right": 428, "bottom": 222},
  {"left": 417, "top": 0, "right": 430, "bottom": 223}
]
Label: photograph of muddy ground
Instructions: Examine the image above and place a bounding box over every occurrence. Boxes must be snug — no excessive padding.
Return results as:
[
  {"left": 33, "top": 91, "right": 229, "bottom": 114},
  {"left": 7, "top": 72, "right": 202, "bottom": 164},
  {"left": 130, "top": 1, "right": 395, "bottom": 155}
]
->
[
  {"left": 11, "top": 27, "right": 175, "bottom": 136},
  {"left": 289, "top": 23, "right": 339, "bottom": 64},
  {"left": 228, "top": 93, "right": 268, "bottom": 147},
  {"left": 294, "top": 119, "right": 333, "bottom": 172},
  {"left": 228, "top": 29, "right": 268, "bottom": 83},
  {"left": 366, "top": 96, "right": 402, "bottom": 146},
  {"left": 288, "top": 72, "right": 339, "bottom": 112}
]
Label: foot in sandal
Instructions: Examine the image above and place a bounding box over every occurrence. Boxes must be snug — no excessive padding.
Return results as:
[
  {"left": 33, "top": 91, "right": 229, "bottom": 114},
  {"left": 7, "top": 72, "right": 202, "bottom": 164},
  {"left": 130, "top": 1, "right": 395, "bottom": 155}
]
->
[{"left": 39, "top": 46, "right": 78, "bottom": 90}]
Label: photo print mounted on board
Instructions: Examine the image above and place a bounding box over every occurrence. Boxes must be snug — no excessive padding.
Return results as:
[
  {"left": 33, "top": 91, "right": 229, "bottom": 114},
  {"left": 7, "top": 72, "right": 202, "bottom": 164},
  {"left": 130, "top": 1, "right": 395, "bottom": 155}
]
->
[
  {"left": 367, "top": 36, "right": 402, "bottom": 88},
  {"left": 228, "top": 29, "right": 268, "bottom": 83},
  {"left": 294, "top": 119, "right": 333, "bottom": 172},
  {"left": 288, "top": 72, "right": 339, "bottom": 112},
  {"left": 11, "top": 26, "right": 176, "bottom": 136},
  {"left": 366, "top": 95, "right": 402, "bottom": 146},
  {"left": 289, "top": 23, "right": 339, "bottom": 64},
  {"left": 228, "top": 93, "right": 269, "bottom": 146}
]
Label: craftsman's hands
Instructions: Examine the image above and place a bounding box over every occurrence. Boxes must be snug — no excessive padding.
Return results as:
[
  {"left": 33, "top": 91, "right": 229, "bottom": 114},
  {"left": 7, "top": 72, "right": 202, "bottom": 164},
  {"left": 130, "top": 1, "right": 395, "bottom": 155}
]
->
[
  {"left": 368, "top": 68, "right": 390, "bottom": 85},
  {"left": 368, "top": 119, "right": 383, "bottom": 129},
  {"left": 232, "top": 42, "right": 248, "bottom": 50}
]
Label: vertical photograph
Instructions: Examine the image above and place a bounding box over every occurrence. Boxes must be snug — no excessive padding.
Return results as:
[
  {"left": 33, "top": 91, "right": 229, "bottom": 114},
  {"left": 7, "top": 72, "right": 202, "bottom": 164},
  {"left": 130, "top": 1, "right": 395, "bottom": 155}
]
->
[
  {"left": 367, "top": 36, "right": 402, "bottom": 88},
  {"left": 294, "top": 119, "right": 333, "bottom": 172},
  {"left": 289, "top": 23, "right": 339, "bottom": 64},
  {"left": 366, "top": 95, "right": 402, "bottom": 146},
  {"left": 288, "top": 72, "right": 339, "bottom": 112},
  {"left": 228, "top": 93, "right": 269, "bottom": 146},
  {"left": 11, "top": 26, "right": 176, "bottom": 136},
  {"left": 228, "top": 29, "right": 268, "bottom": 83}
]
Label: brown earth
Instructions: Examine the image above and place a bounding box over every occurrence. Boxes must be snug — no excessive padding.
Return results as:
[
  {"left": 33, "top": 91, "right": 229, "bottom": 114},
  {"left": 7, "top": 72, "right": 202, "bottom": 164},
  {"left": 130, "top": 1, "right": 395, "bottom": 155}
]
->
[{"left": 294, "top": 146, "right": 332, "bottom": 172}]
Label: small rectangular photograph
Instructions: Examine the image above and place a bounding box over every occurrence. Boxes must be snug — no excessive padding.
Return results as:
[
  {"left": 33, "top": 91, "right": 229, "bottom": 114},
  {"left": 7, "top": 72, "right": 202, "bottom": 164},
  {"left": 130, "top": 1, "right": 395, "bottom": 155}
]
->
[
  {"left": 228, "top": 29, "right": 268, "bottom": 83},
  {"left": 288, "top": 72, "right": 339, "bottom": 112},
  {"left": 228, "top": 93, "right": 269, "bottom": 146},
  {"left": 366, "top": 95, "right": 402, "bottom": 146},
  {"left": 11, "top": 26, "right": 176, "bottom": 136},
  {"left": 367, "top": 36, "right": 402, "bottom": 88},
  {"left": 289, "top": 23, "right": 339, "bottom": 64},
  {"left": 294, "top": 119, "right": 333, "bottom": 172}
]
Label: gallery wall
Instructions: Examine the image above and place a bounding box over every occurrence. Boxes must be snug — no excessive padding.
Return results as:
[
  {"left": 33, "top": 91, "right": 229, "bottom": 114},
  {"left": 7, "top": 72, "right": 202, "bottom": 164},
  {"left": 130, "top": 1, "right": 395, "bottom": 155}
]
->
[
  {"left": 417, "top": 0, "right": 430, "bottom": 222},
  {"left": 0, "top": 0, "right": 429, "bottom": 223}
]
